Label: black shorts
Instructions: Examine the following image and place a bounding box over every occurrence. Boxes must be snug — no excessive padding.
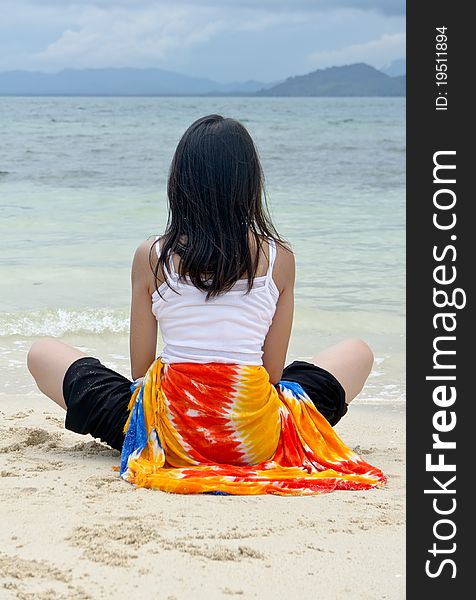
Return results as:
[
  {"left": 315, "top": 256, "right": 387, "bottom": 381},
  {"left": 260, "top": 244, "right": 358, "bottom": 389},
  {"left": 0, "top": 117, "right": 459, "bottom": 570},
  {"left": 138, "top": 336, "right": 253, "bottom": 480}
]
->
[
  {"left": 281, "top": 360, "right": 347, "bottom": 426},
  {"left": 63, "top": 357, "right": 132, "bottom": 452},
  {"left": 63, "top": 357, "right": 348, "bottom": 452}
]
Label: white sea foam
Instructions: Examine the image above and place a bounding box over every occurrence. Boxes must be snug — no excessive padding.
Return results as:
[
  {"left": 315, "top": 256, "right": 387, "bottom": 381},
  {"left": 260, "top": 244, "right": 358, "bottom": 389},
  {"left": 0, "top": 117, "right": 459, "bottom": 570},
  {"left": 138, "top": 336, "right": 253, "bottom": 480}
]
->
[{"left": 0, "top": 308, "right": 129, "bottom": 337}]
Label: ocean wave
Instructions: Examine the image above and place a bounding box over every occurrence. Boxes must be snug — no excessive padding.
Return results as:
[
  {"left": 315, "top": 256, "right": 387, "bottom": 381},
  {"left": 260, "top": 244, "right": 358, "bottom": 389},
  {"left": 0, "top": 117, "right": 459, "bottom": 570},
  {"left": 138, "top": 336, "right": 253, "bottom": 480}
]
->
[{"left": 0, "top": 308, "right": 129, "bottom": 337}]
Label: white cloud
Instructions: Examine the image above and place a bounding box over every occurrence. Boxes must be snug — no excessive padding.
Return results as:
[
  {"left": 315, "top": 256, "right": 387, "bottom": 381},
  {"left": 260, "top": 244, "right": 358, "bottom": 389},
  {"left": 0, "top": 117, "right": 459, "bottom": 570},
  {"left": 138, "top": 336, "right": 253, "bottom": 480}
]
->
[
  {"left": 308, "top": 32, "right": 405, "bottom": 70},
  {"left": 23, "top": 4, "right": 227, "bottom": 71},
  {"left": 0, "top": 1, "right": 405, "bottom": 79},
  {"left": 3, "top": 2, "right": 316, "bottom": 72}
]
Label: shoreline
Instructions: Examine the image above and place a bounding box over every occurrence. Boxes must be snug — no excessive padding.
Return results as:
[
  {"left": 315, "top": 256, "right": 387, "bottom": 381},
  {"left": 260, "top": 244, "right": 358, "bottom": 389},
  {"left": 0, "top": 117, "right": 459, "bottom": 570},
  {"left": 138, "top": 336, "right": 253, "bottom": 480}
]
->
[
  {"left": 0, "top": 395, "right": 405, "bottom": 599},
  {"left": 0, "top": 327, "right": 406, "bottom": 404}
]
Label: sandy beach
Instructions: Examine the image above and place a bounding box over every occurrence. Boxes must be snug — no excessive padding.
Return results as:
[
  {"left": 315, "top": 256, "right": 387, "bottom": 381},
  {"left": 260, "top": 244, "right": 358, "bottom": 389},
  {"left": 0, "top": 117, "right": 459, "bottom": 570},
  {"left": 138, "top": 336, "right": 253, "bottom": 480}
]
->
[{"left": 0, "top": 391, "right": 405, "bottom": 600}]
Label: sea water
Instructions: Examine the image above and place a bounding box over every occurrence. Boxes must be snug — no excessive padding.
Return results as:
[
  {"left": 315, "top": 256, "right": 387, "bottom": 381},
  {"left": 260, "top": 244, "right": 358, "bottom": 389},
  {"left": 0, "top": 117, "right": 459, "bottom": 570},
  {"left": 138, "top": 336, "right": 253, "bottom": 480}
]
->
[{"left": 0, "top": 97, "right": 405, "bottom": 401}]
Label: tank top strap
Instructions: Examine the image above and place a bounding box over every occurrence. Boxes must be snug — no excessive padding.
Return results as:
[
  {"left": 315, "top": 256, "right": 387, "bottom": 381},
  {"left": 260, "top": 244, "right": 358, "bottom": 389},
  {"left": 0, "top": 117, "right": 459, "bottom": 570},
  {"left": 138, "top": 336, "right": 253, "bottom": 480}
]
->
[
  {"left": 266, "top": 238, "right": 277, "bottom": 284},
  {"left": 155, "top": 235, "right": 177, "bottom": 281},
  {"left": 167, "top": 249, "right": 178, "bottom": 278}
]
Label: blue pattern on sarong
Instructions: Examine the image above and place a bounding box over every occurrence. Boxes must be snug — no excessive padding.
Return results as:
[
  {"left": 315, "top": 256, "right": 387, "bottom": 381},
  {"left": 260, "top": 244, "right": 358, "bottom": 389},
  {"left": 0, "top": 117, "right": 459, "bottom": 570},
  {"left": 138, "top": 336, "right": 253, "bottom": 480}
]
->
[
  {"left": 120, "top": 381, "right": 147, "bottom": 476},
  {"left": 277, "top": 379, "right": 308, "bottom": 400}
]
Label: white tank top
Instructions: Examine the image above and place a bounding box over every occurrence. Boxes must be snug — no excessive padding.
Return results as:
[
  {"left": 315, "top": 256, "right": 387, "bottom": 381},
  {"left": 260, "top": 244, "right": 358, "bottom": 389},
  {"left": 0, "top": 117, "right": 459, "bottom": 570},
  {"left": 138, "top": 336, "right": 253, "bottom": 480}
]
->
[{"left": 151, "top": 236, "right": 280, "bottom": 365}]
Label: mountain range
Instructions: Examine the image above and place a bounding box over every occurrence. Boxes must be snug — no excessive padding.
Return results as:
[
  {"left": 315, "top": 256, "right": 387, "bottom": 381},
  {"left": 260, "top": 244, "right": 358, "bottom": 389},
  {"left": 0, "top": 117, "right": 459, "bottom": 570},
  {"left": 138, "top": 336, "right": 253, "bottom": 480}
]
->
[
  {"left": 0, "top": 63, "right": 405, "bottom": 97},
  {"left": 256, "top": 63, "right": 405, "bottom": 97}
]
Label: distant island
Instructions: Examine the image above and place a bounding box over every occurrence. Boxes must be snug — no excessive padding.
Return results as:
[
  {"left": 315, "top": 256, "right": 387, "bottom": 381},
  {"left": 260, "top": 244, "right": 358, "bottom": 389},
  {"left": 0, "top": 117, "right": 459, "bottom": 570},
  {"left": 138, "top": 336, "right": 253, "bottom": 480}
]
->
[
  {"left": 0, "top": 67, "right": 270, "bottom": 96},
  {"left": 0, "top": 63, "right": 405, "bottom": 97},
  {"left": 257, "top": 63, "right": 405, "bottom": 97}
]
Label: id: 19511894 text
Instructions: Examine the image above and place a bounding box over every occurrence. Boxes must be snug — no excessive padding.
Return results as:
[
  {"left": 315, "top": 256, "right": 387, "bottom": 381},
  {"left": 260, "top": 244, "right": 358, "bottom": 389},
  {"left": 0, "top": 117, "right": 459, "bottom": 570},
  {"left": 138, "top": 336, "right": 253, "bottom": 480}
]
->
[{"left": 435, "top": 26, "right": 448, "bottom": 111}]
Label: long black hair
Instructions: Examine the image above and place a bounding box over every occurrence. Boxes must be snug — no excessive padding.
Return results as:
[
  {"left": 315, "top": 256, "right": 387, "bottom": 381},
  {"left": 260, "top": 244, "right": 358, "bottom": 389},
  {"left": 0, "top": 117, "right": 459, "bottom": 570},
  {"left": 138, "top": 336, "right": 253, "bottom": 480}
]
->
[{"left": 150, "top": 114, "right": 286, "bottom": 299}]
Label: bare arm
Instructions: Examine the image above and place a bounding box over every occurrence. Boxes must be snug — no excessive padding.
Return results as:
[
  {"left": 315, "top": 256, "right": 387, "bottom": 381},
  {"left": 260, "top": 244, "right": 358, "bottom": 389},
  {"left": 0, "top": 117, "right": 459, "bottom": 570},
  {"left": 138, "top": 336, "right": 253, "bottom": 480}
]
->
[
  {"left": 129, "top": 239, "right": 159, "bottom": 380},
  {"left": 261, "top": 245, "right": 295, "bottom": 385}
]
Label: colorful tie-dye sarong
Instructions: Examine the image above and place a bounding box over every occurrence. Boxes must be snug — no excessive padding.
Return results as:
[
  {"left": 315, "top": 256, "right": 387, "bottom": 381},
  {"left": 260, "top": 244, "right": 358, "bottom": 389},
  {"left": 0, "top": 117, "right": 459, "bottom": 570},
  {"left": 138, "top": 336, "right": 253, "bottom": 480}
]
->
[{"left": 119, "top": 359, "right": 386, "bottom": 495}]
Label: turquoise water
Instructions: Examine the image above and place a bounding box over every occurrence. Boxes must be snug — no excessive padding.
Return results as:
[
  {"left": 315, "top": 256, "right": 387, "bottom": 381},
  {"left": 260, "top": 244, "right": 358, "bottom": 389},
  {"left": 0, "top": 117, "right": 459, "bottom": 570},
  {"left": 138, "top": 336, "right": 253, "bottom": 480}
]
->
[{"left": 0, "top": 97, "right": 405, "bottom": 400}]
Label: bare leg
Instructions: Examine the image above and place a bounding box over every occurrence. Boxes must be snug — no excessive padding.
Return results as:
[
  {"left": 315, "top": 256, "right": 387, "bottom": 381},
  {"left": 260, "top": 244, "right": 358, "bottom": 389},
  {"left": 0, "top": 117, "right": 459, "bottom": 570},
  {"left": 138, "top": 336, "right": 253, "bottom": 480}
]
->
[
  {"left": 27, "top": 337, "right": 88, "bottom": 410},
  {"left": 311, "top": 338, "right": 374, "bottom": 405}
]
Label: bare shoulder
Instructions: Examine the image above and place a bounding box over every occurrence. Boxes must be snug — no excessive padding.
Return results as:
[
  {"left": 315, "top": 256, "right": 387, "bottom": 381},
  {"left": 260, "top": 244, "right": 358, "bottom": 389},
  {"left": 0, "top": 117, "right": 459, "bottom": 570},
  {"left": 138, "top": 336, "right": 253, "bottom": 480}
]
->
[
  {"left": 132, "top": 236, "right": 163, "bottom": 294},
  {"left": 132, "top": 237, "right": 157, "bottom": 269},
  {"left": 273, "top": 241, "right": 296, "bottom": 294}
]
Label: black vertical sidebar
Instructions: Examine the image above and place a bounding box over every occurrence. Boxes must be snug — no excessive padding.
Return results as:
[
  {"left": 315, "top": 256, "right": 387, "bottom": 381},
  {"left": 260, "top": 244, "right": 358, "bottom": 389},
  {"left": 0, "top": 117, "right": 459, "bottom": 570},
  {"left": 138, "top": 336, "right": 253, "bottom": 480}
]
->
[{"left": 407, "top": 3, "right": 471, "bottom": 597}]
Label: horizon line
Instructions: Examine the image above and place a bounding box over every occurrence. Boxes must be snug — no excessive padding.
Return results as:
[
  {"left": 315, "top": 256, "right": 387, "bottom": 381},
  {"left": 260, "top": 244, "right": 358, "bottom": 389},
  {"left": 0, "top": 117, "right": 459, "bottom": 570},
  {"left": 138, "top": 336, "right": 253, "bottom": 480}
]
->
[{"left": 0, "top": 60, "right": 406, "bottom": 84}]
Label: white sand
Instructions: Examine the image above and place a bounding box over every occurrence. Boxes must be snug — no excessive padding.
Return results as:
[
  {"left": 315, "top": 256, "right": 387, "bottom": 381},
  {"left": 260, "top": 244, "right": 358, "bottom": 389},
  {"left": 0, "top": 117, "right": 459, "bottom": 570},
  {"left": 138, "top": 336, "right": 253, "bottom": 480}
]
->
[{"left": 0, "top": 393, "right": 405, "bottom": 600}]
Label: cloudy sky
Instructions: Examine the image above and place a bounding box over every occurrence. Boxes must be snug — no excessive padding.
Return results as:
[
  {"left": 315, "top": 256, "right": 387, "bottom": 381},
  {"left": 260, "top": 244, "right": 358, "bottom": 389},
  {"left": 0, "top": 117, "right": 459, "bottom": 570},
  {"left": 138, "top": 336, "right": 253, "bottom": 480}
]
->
[{"left": 0, "top": 0, "right": 405, "bottom": 82}]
